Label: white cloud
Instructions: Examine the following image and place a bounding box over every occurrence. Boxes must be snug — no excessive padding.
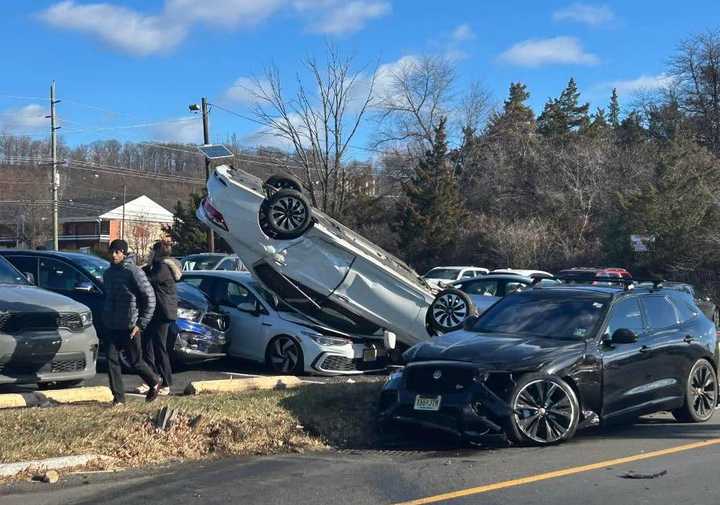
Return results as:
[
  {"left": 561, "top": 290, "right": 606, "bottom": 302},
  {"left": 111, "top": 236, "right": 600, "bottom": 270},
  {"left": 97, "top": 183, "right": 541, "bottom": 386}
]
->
[
  {"left": 40, "top": 1, "right": 186, "bottom": 56},
  {"left": 0, "top": 104, "right": 48, "bottom": 132},
  {"left": 451, "top": 23, "right": 475, "bottom": 42},
  {"left": 605, "top": 74, "right": 675, "bottom": 95},
  {"left": 225, "top": 77, "right": 271, "bottom": 104},
  {"left": 499, "top": 36, "right": 599, "bottom": 67},
  {"left": 374, "top": 55, "right": 420, "bottom": 99},
  {"left": 553, "top": 3, "right": 614, "bottom": 26},
  {"left": 164, "top": 0, "right": 285, "bottom": 28},
  {"left": 309, "top": 1, "right": 391, "bottom": 35},
  {"left": 149, "top": 117, "right": 203, "bottom": 143}
]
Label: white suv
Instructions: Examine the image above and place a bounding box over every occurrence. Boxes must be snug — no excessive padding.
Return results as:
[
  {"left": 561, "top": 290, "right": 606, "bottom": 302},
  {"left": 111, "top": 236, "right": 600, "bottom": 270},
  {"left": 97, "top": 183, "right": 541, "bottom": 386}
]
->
[
  {"left": 196, "top": 166, "right": 477, "bottom": 346},
  {"left": 182, "top": 271, "right": 387, "bottom": 375},
  {"left": 423, "top": 266, "right": 489, "bottom": 288}
]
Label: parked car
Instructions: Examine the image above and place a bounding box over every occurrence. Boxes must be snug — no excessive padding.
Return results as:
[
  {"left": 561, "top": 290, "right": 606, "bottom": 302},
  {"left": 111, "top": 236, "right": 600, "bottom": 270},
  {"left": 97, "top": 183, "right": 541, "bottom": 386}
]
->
[
  {"left": 453, "top": 273, "right": 559, "bottom": 314},
  {"left": 379, "top": 280, "right": 718, "bottom": 446},
  {"left": 0, "top": 250, "right": 227, "bottom": 364},
  {"left": 423, "top": 266, "right": 489, "bottom": 288},
  {"left": 181, "top": 253, "right": 245, "bottom": 272},
  {"left": 491, "top": 268, "right": 554, "bottom": 278},
  {"left": 0, "top": 255, "right": 98, "bottom": 388},
  {"left": 557, "top": 267, "right": 632, "bottom": 285},
  {"left": 195, "top": 166, "right": 477, "bottom": 345},
  {"left": 659, "top": 282, "right": 719, "bottom": 326},
  {"left": 182, "top": 271, "right": 388, "bottom": 375}
]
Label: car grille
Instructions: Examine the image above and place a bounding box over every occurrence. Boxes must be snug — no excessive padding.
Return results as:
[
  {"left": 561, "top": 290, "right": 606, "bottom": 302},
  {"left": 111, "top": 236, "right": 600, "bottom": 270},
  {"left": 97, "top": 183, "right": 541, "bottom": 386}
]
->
[
  {"left": 0, "top": 354, "right": 87, "bottom": 375},
  {"left": 50, "top": 358, "right": 86, "bottom": 373},
  {"left": 321, "top": 355, "right": 357, "bottom": 372},
  {"left": 0, "top": 312, "right": 59, "bottom": 332},
  {"left": 405, "top": 365, "right": 477, "bottom": 395}
]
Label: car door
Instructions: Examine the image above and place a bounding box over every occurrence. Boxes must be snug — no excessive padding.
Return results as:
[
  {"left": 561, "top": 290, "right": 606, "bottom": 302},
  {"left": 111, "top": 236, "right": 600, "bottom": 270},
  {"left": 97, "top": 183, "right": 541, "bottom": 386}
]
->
[
  {"left": 209, "top": 278, "right": 271, "bottom": 363},
  {"left": 600, "top": 296, "right": 657, "bottom": 419},
  {"left": 37, "top": 257, "right": 103, "bottom": 325}
]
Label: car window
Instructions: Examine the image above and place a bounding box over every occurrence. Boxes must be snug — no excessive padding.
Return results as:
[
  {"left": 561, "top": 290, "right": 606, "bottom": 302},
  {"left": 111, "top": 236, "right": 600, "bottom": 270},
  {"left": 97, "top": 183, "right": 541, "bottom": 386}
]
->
[
  {"left": 668, "top": 294, "right": 699, "bottom": 323},
  {"left": 0, "top": 256, "right": 29, "bottom": 285},
  {"left": 504, "top": 281, "right": 530, "bottom": 295},
  {"left": 461, "top": 279, "right": 499, "bottom": 296},
  {"left": 4, "top": 255, "right": 38, "bottom": 283},
  {"left": 606, "top": 298, "right": 644, "bottom": 335},
  {"left": 461, "top": 270, "right": 475, "bottom": 279},
  {"left": 642, "top": 296, "right": 678, "bottom": 329},
  {"left": 210, "top": 280, "right": 255, "bottom": 307},
  {"left": 216, "top": 259, "right": 233, "bottom": 270},
  {"left": 182, "top": 277, "right": 203, "bottom": 288},
  {"left": 39, "top": 258, "right": 89, "bottom": 291},
  {"left": 425, "top": 268, "right": 461, "bottom": 280}
]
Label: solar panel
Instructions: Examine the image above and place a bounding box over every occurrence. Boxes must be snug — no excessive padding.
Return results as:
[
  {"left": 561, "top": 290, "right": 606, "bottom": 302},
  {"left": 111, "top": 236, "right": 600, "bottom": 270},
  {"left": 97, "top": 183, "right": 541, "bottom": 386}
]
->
[{"left": 197, "top": 144, "right": 234, "bottom": 160}]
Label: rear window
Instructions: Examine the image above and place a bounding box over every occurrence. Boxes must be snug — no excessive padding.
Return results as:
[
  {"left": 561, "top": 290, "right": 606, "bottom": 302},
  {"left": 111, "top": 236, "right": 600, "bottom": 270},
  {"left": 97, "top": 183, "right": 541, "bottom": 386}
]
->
[
  {"left": 642, "top": 296, "right": 678, "bottom": 329},
  {"left": 472, "top": 293, "right": 609, "bottom": 340},
  {"left": 425, "top": 268, "right": 461, "bottom": 280}
]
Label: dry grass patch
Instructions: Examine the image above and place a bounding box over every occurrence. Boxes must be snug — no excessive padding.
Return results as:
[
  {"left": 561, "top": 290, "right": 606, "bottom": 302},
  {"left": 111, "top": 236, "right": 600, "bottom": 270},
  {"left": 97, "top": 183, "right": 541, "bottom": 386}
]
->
[{"left": 0, "top": 382, "right": 383, "bottom": 473}]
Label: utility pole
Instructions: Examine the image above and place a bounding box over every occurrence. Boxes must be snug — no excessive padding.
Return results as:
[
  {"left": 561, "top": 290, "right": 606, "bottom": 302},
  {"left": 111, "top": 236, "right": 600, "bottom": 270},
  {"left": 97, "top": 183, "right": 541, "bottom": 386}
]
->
[
  {"left": 121, "top": 183, "right": 126, "bottom": 240},
  {"left": 201, "top": 97, "right": 215, "bottom": 252},
  {"left": 49, "top": 81, "right": 61, "bottom": 250}
]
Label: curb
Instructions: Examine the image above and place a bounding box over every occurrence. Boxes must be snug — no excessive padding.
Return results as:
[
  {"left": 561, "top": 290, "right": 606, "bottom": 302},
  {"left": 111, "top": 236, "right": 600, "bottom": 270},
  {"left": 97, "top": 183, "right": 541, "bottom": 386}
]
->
[
  {"left": 184, "top": 376, "right": 303, "bottom": 395},
  {"left": 0, "top": 454, "right": 115, "bottom": 478},
  {"left": 0, "top": 386, "right": 113, "bottom": 410}
]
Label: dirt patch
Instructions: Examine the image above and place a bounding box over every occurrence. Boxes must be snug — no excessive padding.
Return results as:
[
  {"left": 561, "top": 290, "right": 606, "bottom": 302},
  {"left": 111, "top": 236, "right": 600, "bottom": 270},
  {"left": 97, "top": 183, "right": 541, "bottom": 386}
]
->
[{"left": 0, "top": 382, "right": 383, "bottom": 480}]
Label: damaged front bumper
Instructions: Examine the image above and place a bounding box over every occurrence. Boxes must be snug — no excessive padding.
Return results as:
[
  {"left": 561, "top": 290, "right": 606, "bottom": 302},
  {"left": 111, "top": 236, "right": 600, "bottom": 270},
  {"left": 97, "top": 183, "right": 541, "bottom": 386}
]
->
[{"left": 171, "top": 319, "right": 228, "bottom": 363}]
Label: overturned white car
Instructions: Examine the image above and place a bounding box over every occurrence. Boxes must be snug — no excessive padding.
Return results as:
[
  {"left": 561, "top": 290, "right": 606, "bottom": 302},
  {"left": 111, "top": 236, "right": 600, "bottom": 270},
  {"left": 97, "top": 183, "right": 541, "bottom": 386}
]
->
[{"left": 196, "top": 165, "right": 476, "bottom": 348}]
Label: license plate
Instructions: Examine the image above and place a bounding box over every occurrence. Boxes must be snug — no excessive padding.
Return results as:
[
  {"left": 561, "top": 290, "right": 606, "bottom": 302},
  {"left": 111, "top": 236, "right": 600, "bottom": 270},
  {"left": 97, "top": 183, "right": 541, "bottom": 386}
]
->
[{"left": 414, "top": 395, "right": 441, "bottom": 411}]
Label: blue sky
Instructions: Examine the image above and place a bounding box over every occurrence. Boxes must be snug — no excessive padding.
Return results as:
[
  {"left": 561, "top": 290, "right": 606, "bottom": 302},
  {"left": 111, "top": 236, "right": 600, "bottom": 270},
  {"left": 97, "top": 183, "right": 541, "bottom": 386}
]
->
[{"left": 2, "top": 1, "right": 719, "bottom": 158}]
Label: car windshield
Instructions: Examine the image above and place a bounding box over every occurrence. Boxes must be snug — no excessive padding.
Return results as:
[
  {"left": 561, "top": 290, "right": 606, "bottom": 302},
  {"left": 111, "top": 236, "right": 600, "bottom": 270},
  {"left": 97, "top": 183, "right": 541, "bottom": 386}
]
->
[
  {"left": 73, "top": 255, "right": 110, "bottom": 282},
  {"left": 472, "top": 293, "right": 609, "bottom": 340},
  {"left": 182, "top": 255, "right": 223, "bottom": 271},
  {"left": 425, "top": 268, "right": 461, "bottom": 280},
  {"left": 0, "top": 257, "right": 28, "bottom": 285}
]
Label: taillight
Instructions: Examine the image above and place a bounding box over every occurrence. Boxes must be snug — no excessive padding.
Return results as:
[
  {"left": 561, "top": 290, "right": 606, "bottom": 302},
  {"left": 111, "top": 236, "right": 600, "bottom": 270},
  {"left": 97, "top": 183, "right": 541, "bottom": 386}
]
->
[{"left": 202, "top": 199, "right": 229, "bottom": 231}]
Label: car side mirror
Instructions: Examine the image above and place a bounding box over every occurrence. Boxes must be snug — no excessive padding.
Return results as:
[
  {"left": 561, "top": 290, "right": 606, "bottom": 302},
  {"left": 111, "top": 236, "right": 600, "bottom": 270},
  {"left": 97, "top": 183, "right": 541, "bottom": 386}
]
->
[
  {"left": 236, "top": 301, "right": 259, "bottom": 315},
  {"left": 611, "top": 328, "right": 638, "bottom": 344},
  {"left": 74, "top": 281, "right": 95, "bottom": 293},
  {"left": 462, "top": 314, "right": 479, "bottom": 331}
]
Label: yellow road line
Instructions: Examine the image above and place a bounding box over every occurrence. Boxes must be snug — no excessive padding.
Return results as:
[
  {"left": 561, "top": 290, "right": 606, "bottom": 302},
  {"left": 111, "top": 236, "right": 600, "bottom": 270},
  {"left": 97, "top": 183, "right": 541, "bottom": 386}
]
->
[{"left": 393, "top": 438, "right": 720, "bottom": 505}]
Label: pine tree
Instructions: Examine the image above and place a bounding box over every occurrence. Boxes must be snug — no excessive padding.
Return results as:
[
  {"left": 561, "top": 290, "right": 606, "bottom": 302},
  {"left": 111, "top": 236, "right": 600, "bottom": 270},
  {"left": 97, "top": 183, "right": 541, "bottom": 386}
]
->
[
  {"left": 608, "top": 88, "right": 620, "bottom": 127},
  {"left": 487, "top": 82, "right": 536, "bottom": 137},
  {"left": 396, "top": 118, "right": 467, "bottom": 270},
  {"left": 537, "top": 78, "right": 590, "bottom": 136}
]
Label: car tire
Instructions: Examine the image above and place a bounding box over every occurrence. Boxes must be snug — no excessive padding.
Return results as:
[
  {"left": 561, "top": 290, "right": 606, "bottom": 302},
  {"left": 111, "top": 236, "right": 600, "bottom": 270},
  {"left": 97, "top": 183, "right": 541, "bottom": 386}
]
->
[
  {"left": 265, "top": 335, "right": 304, "bottom": 375},
  {"left": 259, "top": 189, "right": 313, "bottom": 240},
  {"left": 672, "top": 358, "right": 717, "bottom": 423},
  {"left": 37, "top": 379, "right": 84, "bottom": 390},
  {"left": 506, "top": 374, "right": 580, "bottom": 446},
  {"left": 265, "top": 174, "right": 304, "bottom": 194},
  {"left": 428, "top": 288, "right": 476, "bottom": 333}
]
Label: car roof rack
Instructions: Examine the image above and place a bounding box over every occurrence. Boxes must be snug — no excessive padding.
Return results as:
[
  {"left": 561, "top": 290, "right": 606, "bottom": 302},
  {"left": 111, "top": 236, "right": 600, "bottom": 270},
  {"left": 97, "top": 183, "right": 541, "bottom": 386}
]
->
[{"left": 537, "top": 274, "right": 665, "bottom": 291}]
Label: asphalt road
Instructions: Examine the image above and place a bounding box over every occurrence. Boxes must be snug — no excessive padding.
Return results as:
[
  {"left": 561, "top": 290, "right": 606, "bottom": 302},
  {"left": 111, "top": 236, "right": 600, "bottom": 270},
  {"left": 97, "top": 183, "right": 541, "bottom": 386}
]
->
[{"left": 3, "top": 411, "right": 720, "bottom": 505}]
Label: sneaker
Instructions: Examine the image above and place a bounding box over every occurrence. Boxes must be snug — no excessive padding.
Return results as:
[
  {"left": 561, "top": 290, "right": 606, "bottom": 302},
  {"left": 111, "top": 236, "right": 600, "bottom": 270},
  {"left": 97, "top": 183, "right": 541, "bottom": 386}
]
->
[
  {"left": 158, "top": 387, "right": 171, "bottom": 396},
  {"left": 134, "top": 384, "right": 150, "bottom": 394},
  {"left": 146, "top": 384, "right": 160, "bottom": 403},
  {"left": 112, "top": 400, "right": 124, "bottom": 407}
]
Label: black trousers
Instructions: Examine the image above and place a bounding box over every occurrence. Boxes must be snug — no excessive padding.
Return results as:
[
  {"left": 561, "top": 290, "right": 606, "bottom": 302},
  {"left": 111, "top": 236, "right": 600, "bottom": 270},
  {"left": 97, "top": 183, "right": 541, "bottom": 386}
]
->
[
  {"left": 106, "top": 328, "right": 159, "bottom": 402},
  {"left": 142, "top": 319, "right": 173, "bottom": 387}
]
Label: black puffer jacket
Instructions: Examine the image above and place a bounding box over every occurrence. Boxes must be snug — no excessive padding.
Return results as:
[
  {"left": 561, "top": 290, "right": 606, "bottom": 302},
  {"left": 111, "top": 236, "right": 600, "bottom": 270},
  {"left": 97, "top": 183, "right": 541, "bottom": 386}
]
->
[
  {"left": 143, "top": 258, "right": 179, "bottom": 321},
  {"left": 102, "top": 259, "right": 156, "bottom": 331}
]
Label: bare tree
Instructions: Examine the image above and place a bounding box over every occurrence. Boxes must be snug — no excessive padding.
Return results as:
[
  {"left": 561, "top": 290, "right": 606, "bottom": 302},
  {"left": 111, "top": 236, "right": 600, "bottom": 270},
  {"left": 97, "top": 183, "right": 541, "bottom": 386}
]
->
[{"left": 246, "top": 45, "right": 376, "bottom": 217}]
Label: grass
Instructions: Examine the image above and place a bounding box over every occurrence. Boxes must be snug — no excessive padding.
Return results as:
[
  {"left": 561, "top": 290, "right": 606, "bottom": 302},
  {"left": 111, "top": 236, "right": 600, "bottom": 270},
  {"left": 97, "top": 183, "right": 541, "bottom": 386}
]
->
[{"left": 0, "top": 382, "right": 384, "bottom": 475}]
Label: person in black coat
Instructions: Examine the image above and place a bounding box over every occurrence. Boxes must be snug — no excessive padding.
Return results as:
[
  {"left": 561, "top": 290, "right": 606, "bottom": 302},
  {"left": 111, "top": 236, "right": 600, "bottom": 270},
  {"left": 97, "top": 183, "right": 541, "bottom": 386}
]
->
[{"left": 138, "top": 241, "right": 181, "bottom": 395}]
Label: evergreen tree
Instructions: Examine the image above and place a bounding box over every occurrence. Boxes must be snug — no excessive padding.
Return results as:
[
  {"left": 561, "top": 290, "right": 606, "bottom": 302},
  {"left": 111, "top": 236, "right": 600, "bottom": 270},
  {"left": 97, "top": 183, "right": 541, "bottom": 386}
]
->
[
  {"left": 608, "top": 88, "right": 620, "bottom": 127},
  {"left": 585, "top": 107, "right": 610, "bottom": 137},
  {"left": 395, "top": 118, "right": 468, "bottom": 270},
  {"left": 537, "top": 78, "right": 590, "bottom": 136},
  {"left": 487, "top": 82, "right": 536, "bottom": 137}
]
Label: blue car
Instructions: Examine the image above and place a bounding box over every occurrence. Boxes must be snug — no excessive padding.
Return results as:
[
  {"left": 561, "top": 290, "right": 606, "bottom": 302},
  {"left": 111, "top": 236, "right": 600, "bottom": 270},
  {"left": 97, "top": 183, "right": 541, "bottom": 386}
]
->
[{"left": 0, "top": 250, "right": 228, "bottom": 364}]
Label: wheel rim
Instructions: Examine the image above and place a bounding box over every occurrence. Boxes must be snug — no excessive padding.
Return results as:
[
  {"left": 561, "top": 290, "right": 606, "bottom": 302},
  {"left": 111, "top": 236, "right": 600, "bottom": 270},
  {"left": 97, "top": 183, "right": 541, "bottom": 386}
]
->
[
  {"left": 690, "top": 362, "right": 717, "bottom": 420},
  {"left": 270, "top": 196, "right": 307, "bottom": 232},
  {"left": 432, "top": 293, "right": 469, "bottom": 330},
  {"left": 513, "top": 380, "right": 575, "bottom": 444},
  {"left": 269, "top": 337, "right": 300, "bottom": 373}
]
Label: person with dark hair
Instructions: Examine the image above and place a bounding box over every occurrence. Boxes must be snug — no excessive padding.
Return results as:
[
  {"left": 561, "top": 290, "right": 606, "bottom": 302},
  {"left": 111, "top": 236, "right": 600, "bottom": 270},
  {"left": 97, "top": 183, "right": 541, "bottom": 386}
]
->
[
  {"left": 103, "top": 239, "right": 161, "bottom": 404},
  {"left": 136, "top": 240, "right": 181, "bottom": 396}
]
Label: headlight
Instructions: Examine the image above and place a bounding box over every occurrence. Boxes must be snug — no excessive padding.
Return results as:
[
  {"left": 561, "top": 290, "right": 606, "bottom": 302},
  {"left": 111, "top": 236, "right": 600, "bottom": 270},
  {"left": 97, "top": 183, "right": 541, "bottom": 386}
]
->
[
  {"left": 302, "top": 331, "right": 351, "bottom": 346},
  {"left": 80, "top": 311, "right": 93, "bottom": 328},
  {"left": 177, "top": 307, "right": 201, "bottom": 321}
]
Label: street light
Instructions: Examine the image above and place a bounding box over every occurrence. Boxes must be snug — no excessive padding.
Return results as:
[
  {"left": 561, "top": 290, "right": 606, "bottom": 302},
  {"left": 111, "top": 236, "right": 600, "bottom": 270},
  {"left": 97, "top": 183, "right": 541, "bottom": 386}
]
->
[{"left": 188, "top": 97, "right": 214, "bottom": 252}]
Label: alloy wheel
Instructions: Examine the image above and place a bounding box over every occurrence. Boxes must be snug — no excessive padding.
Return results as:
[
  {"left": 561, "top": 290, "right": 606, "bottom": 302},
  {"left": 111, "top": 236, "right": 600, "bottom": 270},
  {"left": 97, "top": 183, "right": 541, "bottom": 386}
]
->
[
  {"left": 269, "top": 196, "right": 308, "bottom": 232},
  {"left": 690, "top": 361, "right": 717, "bottom": 420},
  {"left": 513, "top": 379, "right": 576, "bottom": 444},
  {"left": 431, "top": 292, "right": 469, "bottom": 330},
  {"left": 269, "top": 336, "right": 300, "bottom": 373}
]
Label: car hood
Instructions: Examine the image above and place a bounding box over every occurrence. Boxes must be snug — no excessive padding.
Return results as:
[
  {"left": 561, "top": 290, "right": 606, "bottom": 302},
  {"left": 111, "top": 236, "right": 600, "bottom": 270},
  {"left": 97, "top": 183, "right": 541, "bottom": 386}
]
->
[
  {"left": 404, "top": 330, "right": 586, "bottom": 371},
  {"left": 0, "top": 284, "right": 90, "bottom": 313}
]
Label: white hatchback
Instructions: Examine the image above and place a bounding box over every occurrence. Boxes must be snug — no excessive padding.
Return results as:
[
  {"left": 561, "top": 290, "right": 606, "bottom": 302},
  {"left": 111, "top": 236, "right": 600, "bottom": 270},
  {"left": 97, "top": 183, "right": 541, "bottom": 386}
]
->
[
  {"left": 196, "top": 166, "right": 477, "bottom": 346},
  {"left": 181, "top": 271, "right": 388, "bottom": 375}
]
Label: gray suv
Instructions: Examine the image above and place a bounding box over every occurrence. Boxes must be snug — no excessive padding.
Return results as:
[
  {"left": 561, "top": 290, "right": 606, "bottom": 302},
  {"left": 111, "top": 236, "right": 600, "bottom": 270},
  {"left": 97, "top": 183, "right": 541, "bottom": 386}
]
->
[{"left": 0, "top": 256, "right": 98, "bottom": 387}]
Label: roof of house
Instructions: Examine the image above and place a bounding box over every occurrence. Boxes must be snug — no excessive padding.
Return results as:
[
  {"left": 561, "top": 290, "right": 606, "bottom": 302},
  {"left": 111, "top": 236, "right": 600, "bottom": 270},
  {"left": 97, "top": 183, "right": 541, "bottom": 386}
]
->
[{"left": 59, "top": 195, "right": 174, "bottom": 224}]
